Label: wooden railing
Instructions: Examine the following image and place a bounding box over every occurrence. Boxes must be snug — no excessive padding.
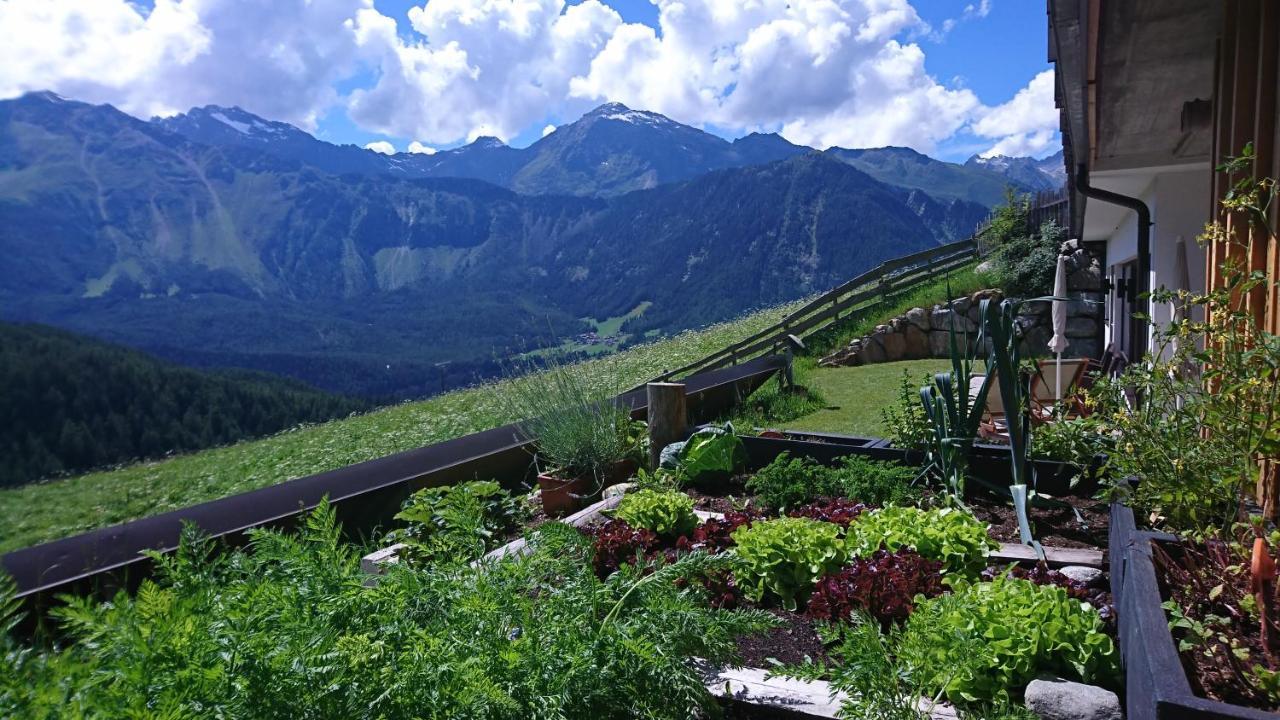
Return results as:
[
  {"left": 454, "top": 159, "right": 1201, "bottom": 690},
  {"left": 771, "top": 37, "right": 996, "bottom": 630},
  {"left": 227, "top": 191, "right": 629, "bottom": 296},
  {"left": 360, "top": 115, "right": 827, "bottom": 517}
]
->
[{"left": 646, "top": 238, "right": 980, "bottom": 382}]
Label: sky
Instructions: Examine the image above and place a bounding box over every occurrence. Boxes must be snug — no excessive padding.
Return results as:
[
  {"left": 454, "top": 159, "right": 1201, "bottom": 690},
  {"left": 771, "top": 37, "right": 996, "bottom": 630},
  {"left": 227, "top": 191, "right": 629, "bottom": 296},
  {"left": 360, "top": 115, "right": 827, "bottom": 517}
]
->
[{"left": 0, "top": 0, "right": 1060, "bottom": 162}]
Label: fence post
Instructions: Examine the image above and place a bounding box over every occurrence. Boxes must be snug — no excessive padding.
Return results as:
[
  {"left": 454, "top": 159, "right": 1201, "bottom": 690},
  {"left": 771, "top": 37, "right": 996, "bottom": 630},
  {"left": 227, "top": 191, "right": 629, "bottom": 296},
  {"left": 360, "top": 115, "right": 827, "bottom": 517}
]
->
[{"left": 647, "top": 382, "right": 687, "bottom": 470}]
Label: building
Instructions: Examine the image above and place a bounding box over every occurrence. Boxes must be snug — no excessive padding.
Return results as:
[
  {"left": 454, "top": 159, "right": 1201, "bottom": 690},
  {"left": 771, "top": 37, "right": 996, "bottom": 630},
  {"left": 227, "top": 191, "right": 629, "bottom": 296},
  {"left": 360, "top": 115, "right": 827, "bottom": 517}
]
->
[{"left": 1048, "top": 0, "right": 1278, "bottom": 361}]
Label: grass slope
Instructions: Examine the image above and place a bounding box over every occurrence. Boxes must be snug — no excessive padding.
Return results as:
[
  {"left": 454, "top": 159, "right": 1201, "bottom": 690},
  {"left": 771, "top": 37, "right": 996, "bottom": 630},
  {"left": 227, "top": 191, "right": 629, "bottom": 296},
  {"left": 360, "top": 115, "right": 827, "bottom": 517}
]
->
[
  {"left": 0, "top": 301, "right": 803, "bottom": 553},
  {"left": 781, "top": 359, "right": 953, "bottom": 436}
]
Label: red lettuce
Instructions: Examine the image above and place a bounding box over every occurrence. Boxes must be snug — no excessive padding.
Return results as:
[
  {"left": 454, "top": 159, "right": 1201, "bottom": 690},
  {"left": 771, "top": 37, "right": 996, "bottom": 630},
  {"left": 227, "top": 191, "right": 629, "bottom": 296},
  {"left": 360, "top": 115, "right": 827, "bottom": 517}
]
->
[{"left": 806, "top": 549, "right": 944, "bottom": 627}]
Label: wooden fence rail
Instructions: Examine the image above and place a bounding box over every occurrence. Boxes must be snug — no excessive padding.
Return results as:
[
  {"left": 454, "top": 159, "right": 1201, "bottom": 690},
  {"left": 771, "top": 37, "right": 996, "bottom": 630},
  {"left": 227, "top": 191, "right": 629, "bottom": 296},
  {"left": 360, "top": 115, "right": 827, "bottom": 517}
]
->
[{"left": 644, "top": 237, "right": 980, "bottom": 383}]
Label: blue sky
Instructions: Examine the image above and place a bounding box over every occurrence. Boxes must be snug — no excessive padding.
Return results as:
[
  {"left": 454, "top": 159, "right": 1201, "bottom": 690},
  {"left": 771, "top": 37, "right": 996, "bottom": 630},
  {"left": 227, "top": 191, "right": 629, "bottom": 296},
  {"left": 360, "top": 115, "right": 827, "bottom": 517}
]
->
[{"left": 2, "top": 0, "right": 1060, "bottom": 162}]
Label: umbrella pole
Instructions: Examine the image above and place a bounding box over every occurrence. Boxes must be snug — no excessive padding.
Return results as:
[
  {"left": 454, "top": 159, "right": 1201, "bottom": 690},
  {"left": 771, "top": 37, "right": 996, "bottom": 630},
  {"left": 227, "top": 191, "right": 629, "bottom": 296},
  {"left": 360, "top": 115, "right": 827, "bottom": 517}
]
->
[{"left": 1055, "top": 353, "right": 1062, "bottom": 402}]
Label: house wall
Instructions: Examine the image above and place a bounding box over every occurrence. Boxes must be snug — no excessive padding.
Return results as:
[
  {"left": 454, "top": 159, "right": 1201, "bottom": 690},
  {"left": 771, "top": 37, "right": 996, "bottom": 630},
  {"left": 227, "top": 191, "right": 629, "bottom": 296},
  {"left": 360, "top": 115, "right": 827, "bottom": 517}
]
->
[{"left": 1095, "top": 170, "right": 1209, "bottom": 358}]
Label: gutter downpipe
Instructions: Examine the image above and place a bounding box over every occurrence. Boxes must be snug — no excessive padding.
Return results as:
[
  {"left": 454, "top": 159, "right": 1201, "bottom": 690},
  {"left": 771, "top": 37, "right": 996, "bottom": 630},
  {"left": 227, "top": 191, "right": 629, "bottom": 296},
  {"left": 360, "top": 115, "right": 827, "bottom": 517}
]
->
[{"left": 1075, "top": 163, "right": 1153, "bottom": 357}]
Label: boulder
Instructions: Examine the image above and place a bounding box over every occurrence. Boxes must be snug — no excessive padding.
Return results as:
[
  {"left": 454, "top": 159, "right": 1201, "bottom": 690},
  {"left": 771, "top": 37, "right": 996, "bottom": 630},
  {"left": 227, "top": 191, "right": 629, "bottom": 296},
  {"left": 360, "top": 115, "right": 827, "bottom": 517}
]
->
[
  {"left": 1024, "top": 677, "right": 1121, "bottom": 720},
  {"left": 1058, "top": 566, "right": 1104, "bottom": 588},
  {"left": 902, "top": 324, "right": 931, "bottom": 359},
  {"left": 860, "top": 337, "right": 887, "bottom": 364},
  {"left": 928, "top": 330, "right": 952, "bottom": 357},
  {"left": 881, "top": 329, "right": 906, "bottom": 361},
  {"left": 975, "top": 259, "right": 996, "bottom": 274},
  {"left": 905, "top": 306, "right": 931, "bottom": 332}
]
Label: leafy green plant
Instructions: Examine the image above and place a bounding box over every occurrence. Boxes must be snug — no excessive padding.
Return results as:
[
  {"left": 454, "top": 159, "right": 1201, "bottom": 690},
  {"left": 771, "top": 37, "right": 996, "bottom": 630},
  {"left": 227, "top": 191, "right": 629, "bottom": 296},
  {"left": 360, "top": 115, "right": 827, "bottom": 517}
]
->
[
  {"left": 844, "top": 506, "right": 997, "bottom": 576},
  {"left": 833, "top": 455, "right": 921, "bottom": 506},
  {"left": 615, "top": 489, "right": 698, "bottom": 538},
  {"left": 675, "top": 423, "right": 747, "bottom": 486},
  {"left": 746, "top": 452, "right": 826, "bottom": 510},
  {"left": 900, "top": 574, "right": 1119, "bottom": 703},
  {"left": 499, "top": 355, "right": 635, "bottom": 486},
  {"left": 2, "top": 503, "right": 779, "bottom": 719},
  {"left": 882, "top": 370, "right": 934, "bottom": 451},
  {"left": 389, "top": 480, "right": 526, "bottom": 565},
  {"left": 1029, "top": 413, "right": 1105, "bottom": 468},
  {"left": 782, "top": 613, "right": 1038, "bottom": 720},
  {"left": 731, "top": 517, "right": 848, "bottom": 610},
  {"left": 747, "top": 452, "right": 919, "bottom": 511}
]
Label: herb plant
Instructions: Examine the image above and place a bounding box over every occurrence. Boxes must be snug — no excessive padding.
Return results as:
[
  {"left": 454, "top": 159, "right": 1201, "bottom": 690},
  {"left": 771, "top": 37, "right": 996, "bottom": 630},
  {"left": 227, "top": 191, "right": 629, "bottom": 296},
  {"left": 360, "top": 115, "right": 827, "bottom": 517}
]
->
[
  {"left": 390, "top": 480, "right": 526, "bottom": 564},
  {"left": 2, "top": 504, "right": 778, "bottom": 719},
  {"left": 844, "top": 506, "right": 997, "bottom": 576},
  {"left": 615, "top": 489, "right": 698, "bottom": 538},
  {"left": 746, "top": 452, "right": 918, "bottom": 511},
  {"left": 731, "top": 516, "right": 847, "bottom": 610},
  {"left": 499, "top": 355, "right": 635, "bottom": 485}
]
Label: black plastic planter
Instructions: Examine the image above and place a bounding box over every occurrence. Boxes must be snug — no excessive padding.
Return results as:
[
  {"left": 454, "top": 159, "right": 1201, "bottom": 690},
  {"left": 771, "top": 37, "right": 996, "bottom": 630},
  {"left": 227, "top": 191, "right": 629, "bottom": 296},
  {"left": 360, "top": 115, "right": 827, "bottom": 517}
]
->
[
  {"left": 740, "top": 432, "right": 1101, "bottom": 498},
  {"left": 1111, "top": 507, "right": 1276, "bottom": 719}
]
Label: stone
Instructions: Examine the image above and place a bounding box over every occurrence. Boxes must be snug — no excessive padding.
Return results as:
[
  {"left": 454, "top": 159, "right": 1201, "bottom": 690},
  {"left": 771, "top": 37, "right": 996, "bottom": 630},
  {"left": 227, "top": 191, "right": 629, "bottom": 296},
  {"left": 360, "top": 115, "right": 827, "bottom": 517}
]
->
[
  {"left": 1024, "top": 677, "right": 1121, "bottom": 720},
  {"left": 902, "top": 324, "right": 930, "bottom": 358},
  {"left": 860, "top": 337, "right": 887, "bottom": 364},
  {"left": 975, "top": 259, "right": 996, "bottom": 274},
  {"left": 928, "top": 329, "right": 952, "bottom": 357},
  {"left": 931, "top": 307, "right": 976, "bottom": 334},
  {"left": 1058, "top": 565, "right": 1104, "bottom": 588},
  {"left": 603, "top": 483, "right": 635, "bottom": 500},
  {"left": 905, "top": 306, "right": 931, "bottom": 332},
  {"left": 1065, "top": 317, "right": 1098, "bottom": 338},
  {"left": 881, "top": 329, "right": 906, "bottom": 361}
]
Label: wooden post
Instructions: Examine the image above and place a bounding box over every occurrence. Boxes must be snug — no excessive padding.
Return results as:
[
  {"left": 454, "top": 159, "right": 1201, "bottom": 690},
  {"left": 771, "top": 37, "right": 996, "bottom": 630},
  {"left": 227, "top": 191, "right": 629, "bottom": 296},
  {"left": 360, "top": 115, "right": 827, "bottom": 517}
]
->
[{"left": 646, "top": 382, "right": 687, "bottom": 470}]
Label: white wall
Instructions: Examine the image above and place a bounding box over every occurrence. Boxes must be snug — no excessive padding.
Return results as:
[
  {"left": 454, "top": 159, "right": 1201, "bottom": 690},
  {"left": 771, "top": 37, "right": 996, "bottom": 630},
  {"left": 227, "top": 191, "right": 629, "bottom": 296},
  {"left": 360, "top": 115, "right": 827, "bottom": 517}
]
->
[{"left": 1091, "top": 167, "right": 1208, "bottom": 357}]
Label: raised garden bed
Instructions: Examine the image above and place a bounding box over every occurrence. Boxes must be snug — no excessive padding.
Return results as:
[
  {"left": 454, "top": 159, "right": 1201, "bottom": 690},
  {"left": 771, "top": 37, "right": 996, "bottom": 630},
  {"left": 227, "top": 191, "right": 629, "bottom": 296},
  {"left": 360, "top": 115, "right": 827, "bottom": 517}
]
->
[
  {"left": 1109, "top": 500, "right": 1279, "bottom": 719},
  {"left": 365, "top": 430, "right": 1117, "bottom": 718}
]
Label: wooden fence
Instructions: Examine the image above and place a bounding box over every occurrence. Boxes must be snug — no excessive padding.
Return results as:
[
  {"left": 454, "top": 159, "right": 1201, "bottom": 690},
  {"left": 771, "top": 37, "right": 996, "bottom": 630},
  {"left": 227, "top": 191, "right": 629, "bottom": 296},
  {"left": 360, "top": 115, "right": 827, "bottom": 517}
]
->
[{"left": 646, "top": 237, "right": 980, "bottom": 382}]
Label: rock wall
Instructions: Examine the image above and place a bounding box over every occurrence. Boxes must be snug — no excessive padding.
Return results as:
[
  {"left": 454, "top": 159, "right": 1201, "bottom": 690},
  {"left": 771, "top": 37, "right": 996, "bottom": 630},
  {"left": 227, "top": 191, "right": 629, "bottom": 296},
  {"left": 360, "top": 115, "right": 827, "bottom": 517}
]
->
[{"left": 820, "top": 242, "right": 1105, "bottom": 367}]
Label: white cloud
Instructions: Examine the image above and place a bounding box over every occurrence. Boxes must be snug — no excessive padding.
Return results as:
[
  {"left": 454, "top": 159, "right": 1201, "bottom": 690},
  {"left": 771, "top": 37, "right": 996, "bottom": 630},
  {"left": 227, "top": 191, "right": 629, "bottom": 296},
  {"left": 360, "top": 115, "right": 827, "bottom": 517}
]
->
[
  {"left": 407, "top": 141, "right": 436, "bottom": 154},
  {"left": 0, "top": 0, "right": 1052, "bottom": 159},
  {"left": 973, "top": 69, "right": 1059, "bottom": 157},
  {"left": 364, "top": 140, "right": 396, "bottom": 154},
  {"left": 348, "top": 0, "right": 982, "bottom": 153},
  {"left": 0, "top": 0, "right": 367, "bottom": 129},
  {"left": 542, "top": 124, "right": 557, "bottom": 137},
  {"left": 927, "top": 0, "right": 992, "bottom": 42}
]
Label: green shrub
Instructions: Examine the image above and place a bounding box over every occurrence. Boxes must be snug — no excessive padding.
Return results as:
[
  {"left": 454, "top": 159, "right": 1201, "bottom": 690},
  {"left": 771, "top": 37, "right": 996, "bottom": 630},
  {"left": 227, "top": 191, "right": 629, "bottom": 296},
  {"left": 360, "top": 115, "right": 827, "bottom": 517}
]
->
[
  {"left": 900, "top": 574, "right": 1120, "bottom": 703},
  {"left": 615, "top": 489, "right": 698, "bottom": 538},
  {"left": 845, "top": 506, "right": 996, "bottom": 575},
  {"left": 990, "top": 221, "right": 1063, "bottom": 298},
  {"left": 746, "top": 452, "right": 919, "bottom": 511},
  {"left": 732, "top": 517, "right": 847, "bottom": 610},
  {"left": 391, "top": 480, "right": 527, "bottom": 564},
  {"left": 1, "top": 504, "right": 777, "bottom": 719}
]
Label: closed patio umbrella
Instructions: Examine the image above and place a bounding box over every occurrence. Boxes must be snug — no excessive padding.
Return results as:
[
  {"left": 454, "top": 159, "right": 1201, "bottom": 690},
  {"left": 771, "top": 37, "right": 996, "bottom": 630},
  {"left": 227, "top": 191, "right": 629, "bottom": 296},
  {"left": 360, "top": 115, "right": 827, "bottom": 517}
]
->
[{"left": 1048, "top": 254, "right": 1069, "bottom": 400}]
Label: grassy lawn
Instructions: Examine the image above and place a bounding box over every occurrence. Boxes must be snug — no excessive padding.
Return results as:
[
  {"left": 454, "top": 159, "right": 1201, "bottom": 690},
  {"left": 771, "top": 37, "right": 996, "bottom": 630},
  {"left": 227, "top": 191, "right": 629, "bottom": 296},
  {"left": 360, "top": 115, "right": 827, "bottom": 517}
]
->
[
  {"left": 0, "top": 300, "right": 804, "bottom": 553},
  {"left": 780, "top": 359, "right": 954, "bottom": 437}
]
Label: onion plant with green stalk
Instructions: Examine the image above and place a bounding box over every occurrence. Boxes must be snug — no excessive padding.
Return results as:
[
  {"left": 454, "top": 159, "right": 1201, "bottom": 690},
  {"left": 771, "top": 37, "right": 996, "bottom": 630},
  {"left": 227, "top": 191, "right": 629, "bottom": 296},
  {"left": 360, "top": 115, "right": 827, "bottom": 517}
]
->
[
  {"left": 919, "top": 294, "right": 992, "bottom": 503},
  {"left": 979, "top": 297, "right": 1052, "bottom": 558}
]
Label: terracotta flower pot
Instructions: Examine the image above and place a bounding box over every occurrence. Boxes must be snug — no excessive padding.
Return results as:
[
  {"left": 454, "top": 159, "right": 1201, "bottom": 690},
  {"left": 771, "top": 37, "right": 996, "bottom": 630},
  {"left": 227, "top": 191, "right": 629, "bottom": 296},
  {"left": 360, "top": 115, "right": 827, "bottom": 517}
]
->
[{"left": 537, "top": 460, "right": 638, "bottom": 517}]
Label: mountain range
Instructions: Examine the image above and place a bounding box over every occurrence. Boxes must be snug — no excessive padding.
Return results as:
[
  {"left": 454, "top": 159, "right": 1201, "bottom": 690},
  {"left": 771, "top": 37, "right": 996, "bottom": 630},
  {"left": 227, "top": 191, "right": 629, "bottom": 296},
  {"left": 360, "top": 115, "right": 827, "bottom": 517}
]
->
[{"left": 0, "top": 91, "right": 1062, "bottom": 397}]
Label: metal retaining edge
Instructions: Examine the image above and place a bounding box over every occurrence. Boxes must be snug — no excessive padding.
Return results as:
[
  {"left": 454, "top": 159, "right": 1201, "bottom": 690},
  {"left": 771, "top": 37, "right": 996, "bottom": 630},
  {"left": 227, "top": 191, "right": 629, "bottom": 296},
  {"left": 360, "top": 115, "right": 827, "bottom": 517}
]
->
[{"left": 2, "top": 355, "right": 786, "bottom": 610}]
